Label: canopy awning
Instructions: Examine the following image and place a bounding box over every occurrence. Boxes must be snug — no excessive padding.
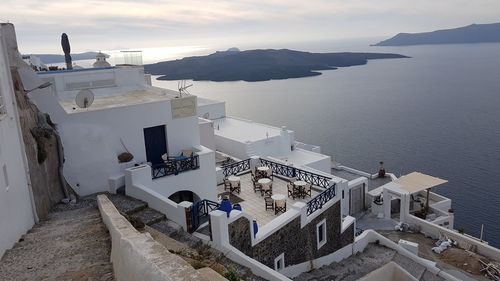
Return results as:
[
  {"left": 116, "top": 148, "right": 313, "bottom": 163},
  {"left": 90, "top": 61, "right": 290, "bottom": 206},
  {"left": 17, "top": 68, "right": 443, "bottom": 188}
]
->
[
  {"left": 368, "top": 172, "right": 448, "bottom": 196},
  {"left": 393, "top": 172, "right": 447, "bottom": 193}
]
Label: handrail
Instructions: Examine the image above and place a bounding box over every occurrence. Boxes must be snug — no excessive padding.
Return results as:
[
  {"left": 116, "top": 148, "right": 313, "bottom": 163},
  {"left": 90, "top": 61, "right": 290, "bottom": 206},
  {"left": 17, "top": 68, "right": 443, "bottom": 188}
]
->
[
  {"left": 306, "top": 183, "right": 336, "bottom": 216},
  {"left": 259, "top": 158, "right": 332, "bottom": 189},
  {"left": 151, "top": 155, "right": 200, "bottom": 179},
  {"left": 222, "top": 159, "right": 251, "bottom": 177}
]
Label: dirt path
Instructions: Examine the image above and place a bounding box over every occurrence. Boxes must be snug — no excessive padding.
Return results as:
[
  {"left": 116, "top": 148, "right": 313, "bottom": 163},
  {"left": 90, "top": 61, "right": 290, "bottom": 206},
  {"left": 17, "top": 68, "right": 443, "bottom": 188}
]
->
[{"left": 0, "top": 197, "right": 114, "bottom": 281}]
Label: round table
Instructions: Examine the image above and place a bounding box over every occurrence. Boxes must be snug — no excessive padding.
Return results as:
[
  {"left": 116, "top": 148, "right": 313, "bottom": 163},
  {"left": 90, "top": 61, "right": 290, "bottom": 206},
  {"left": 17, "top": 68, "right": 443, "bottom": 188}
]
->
[
  {"left": 257, "top": 166, "right": 269, "bottom": 172},
  {"left": 258, "top": 178, "right": 271, "bottom": 185},
  {"left": 228, "top": 175, "right": 240, "bottom": 184},
  {"left": 294, "top": 180, "right": 306, "bottom": 187},
  {"left": 271, "top": 194, "right": 286, "bottom": 201}
]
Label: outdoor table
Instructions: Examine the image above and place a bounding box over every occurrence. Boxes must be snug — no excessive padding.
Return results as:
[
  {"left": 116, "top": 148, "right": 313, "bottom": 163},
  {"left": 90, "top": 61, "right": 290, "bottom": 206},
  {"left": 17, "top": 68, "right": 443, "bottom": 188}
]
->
[
  {"left": 294, "top": 180, "right": 307, "bottom": 198},
  {"left": 257, "top": 166, "right": 270, "bottom": 172},
  {"left": 258, "top": 178, "right": 271, "bottom": 187},
  {"left": 228, "top": 175, "right": 240, "bottom": 185},
  {"left": 271, "top": 194, "right": 286, "bottom": 201}
]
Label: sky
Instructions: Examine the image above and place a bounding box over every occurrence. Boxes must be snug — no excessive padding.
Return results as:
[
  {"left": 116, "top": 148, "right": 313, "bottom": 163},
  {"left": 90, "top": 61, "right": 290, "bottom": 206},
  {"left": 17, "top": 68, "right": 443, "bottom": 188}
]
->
[{"left": 2, "top": 0, "right": 500, "bottom": 55}]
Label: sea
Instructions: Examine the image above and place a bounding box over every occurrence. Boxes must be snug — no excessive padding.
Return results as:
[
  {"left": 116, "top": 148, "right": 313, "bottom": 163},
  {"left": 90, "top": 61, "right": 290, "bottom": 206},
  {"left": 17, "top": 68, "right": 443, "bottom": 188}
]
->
[{"left": 149, "top": 39, "right": 500, "bottom": 247}]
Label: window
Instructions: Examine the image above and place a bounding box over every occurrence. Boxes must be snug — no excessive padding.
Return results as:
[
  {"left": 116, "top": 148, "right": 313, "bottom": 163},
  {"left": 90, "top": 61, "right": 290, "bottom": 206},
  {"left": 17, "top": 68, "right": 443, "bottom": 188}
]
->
[
  {"left": 274, "top": 253, "right": 285, "bottom": 272},
  {"left": 316, "top": 219, "right": 327, "bottom": 249},
  {"left": 342, "top": 190, "right": 345, "bottom": 199}
]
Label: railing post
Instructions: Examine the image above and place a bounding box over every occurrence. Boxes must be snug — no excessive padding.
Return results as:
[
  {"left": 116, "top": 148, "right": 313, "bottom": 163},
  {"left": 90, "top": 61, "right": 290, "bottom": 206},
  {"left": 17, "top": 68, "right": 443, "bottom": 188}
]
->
[{"left": 186, "top": 205, "right": 193, "bottom": 233}]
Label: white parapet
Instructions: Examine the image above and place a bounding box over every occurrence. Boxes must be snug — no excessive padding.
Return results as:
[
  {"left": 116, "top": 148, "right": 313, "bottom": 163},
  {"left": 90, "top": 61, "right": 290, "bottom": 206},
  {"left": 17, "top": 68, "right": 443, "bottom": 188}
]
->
[{"left": 96, "top": 195, "right": 206, "bottom": 281}]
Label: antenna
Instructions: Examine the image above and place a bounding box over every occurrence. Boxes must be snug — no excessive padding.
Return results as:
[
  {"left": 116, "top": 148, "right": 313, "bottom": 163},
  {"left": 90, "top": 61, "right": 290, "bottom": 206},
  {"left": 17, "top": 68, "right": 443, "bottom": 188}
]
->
[
  {"left": 177, "top": 80, "right": 193, "bottom": 97},
  {"left": 75, "top": 89, "right": 94, "bottom": 109}
]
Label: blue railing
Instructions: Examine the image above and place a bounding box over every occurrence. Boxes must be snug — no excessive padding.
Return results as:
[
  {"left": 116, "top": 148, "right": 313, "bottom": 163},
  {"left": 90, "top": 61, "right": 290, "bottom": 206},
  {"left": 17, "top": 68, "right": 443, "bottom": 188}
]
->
[
  {"left": 151, "top": 155, "right": 200, "bottom": 179},
  {"left": 191, "top": 199, "right": 220, "bottom": 232},
  {"left": 306, "top": 183, "right": 336, "bottom": 216},
  {"left": 222, "top": 159, "right": 251, "bottom": 177},
  {"left": 259, "top": 158, "right": 332, "bottom": 189}
]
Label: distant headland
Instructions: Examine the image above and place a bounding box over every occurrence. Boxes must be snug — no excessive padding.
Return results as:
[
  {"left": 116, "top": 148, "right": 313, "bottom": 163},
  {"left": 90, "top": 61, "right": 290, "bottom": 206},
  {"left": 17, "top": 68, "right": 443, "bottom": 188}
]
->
[
  {"left": 374, "top": 23, "right": 500, "bottom": 46},
  {"left": 144, "top": 49, "right": 408, "bottom": 82}
]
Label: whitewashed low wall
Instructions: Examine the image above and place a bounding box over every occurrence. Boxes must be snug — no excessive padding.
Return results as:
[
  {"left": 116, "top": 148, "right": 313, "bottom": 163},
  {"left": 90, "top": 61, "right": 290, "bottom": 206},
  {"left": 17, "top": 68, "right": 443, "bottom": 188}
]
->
[
  {"left": 281, "top": 244, "right": 353, "bottom": 278},
  {"left": 406, "top": 214, "right": 500, "bottom": 261},
  {"left": 125, "top": 165, "right": 191, "bottom": 230},
  {"left": 97, "top": 195, "right": 205, "bottom": 281},
  {"left": 353, "top": 230, "right": 460, "bottom": 281}
]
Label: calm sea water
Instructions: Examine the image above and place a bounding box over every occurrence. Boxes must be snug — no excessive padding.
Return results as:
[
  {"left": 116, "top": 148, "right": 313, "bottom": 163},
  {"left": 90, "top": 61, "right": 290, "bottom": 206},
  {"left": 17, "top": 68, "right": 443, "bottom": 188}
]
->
[{"left": 152, "top": 41, "right": 500, "bottom": 247}]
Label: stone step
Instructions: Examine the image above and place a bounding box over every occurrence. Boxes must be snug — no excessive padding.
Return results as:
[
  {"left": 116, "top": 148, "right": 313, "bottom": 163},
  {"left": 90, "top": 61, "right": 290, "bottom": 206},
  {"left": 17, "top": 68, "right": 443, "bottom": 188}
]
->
[
  {"left": 107, "top": 193, "right": 148, "bottom": 215},
  {"left": 131, "top": 208, "right": 166, "bottom": 226},
  {"left": 151, "top": 220, "right": 201, "bottom": 247}
]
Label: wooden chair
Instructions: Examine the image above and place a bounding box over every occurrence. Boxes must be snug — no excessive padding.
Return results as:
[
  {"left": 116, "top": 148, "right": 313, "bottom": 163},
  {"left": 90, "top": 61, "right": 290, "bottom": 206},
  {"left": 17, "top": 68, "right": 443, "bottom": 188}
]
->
[
  {"left": 230, "top": 181, "right": 241, "bottom": 194},
  {"left": 275, "top": 199, "right": 286, "bottom": 215},
  {"left": 266, "top": 168, "right": 273, "bottom": 180},
  {"left": 304, "top": 183, "right": 312, "bottom": 198},
  {"left": 261, "top": 182, "right": 273, "bottom": 197},
  {"left": 253, "top": 179, "right": 262, "bottom": 193},
  {"left": 265, "top": 197, "right": 274, "bottom": 211},
  {"left": 287, "top": 182, "right": 295, "bottom": 199},
  {"left": 223, "top": 179, "right": 231, "bottom": 191}
]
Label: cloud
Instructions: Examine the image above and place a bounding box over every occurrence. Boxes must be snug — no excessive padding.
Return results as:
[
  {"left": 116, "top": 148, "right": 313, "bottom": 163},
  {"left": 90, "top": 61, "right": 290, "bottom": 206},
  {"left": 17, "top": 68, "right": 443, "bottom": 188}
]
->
[{"left": 4, "top": 0, "right": 500, "bottom": 54}]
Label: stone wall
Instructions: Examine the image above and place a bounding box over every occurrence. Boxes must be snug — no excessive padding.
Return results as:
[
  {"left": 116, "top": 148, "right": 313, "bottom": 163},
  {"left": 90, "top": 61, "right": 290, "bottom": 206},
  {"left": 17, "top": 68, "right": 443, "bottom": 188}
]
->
[
  {"left": 11, "top": 70, "right": 65, "bottom": 219},
  {"left": 228, "top": 201, "right": 354, "bottom": 269}
]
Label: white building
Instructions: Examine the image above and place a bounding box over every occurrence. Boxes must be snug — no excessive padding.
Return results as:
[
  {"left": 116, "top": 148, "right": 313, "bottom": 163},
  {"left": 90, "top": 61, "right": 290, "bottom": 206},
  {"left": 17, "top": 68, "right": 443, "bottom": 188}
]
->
[
  {"left": 0, "top": 24, "right": 36, "bottom": 257},
  {"left": 21, "top": 64, "right": 217, "bottom": 205}
]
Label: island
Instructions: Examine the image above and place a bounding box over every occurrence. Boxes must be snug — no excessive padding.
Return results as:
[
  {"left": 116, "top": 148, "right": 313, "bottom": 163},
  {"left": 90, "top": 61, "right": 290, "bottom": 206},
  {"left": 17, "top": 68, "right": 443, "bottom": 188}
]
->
[
  {"left": 143, "top": 49, "right": 408, "bottom": 82},
  {"left": 373, "top": 23, "right": 500, "bottom": 46}
]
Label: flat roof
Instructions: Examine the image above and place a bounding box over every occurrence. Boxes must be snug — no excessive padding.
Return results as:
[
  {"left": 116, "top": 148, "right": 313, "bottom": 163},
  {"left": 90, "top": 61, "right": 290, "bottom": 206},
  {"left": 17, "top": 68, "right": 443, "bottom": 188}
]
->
[
  {"left": 197, "top": 97, "right": 223, "bottom": 107},
  {"left": 213, "top": 117, "right": 283, "bottom": 142},
  {"left": 59, "top": 86, "right": 181, "bottom": 113}
]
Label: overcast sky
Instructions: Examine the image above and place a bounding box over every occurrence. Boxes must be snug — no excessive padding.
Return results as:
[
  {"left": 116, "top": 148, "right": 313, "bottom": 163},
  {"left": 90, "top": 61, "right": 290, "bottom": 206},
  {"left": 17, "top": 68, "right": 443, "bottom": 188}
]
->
[{"left": 3, "top": 0, "right": 500, "bottom": 54}]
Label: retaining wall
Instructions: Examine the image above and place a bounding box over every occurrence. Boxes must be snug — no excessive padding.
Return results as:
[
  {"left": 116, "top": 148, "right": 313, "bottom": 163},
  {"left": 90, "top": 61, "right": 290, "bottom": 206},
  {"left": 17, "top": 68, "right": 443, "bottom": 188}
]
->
[{"left": 97, "top": 195, "right": 206, "bottom": 281}]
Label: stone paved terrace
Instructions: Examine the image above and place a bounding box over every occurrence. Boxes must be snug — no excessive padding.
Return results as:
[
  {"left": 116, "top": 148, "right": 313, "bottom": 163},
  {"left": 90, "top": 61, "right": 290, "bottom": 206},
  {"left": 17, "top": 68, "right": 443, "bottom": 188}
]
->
[{"left": 217, "top": 173, "right": 321, "bottom": 226}]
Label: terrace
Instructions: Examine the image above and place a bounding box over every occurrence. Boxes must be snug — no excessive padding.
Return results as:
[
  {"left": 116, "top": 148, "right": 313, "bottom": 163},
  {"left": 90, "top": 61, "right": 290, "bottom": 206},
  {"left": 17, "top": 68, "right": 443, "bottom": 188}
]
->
[{"left": 216, "top": 158, "right": 336, "bottom": 227}]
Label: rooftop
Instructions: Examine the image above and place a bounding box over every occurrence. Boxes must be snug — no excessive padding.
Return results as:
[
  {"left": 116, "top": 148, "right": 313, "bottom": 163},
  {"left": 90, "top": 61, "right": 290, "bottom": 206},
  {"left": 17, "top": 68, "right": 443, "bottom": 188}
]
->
[
  {"left": 331, "top": 167, "right": 392, "bottom": 190},
  {"left": 213, "top": 117, "right": 284, "bottom": 142},
  {"left": 58, "top": 86, "right": 181, "bottom": 113},
  {"left": 216, "top": 173, "right": 320, "bottom": 226}
]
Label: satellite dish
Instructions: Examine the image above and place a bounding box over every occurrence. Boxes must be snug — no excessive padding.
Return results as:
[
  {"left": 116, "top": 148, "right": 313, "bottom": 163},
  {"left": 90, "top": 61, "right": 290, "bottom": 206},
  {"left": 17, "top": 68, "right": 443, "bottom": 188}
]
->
[
  {"left": 75, "top": 89, "right": 94, "bottom": 109},
  {"left": 202, "top": 112, "right": 210, "bottom": 119}
]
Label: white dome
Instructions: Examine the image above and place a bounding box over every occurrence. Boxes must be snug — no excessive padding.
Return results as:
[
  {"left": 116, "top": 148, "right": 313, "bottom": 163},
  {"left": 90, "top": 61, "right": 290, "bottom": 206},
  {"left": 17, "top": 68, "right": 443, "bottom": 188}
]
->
[{"left": 93, "top": 52, "right": 111, "bottom": 68}]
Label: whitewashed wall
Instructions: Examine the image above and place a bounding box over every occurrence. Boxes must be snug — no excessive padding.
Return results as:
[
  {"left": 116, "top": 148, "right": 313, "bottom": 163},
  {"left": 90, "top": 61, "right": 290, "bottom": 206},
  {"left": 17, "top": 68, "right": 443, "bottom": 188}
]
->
[
  {"left": 125, "top": 146, "right": 217, "bottom": 203},
  {"left": 23, "top": 67, "right": 203, "bottom": 196},
  {"left": 0, "top": 25, "right": 35, "bottom": 257}
]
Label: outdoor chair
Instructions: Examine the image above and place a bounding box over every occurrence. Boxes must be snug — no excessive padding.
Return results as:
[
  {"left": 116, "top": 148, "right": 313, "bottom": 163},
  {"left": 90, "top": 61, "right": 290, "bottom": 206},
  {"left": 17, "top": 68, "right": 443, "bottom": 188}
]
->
[
  {"left": 266, "top": 169, "right": 273, "bottom": 180},
  {"left": 304, "top": 183, "right": 312, "bottom": 198},
  {"left": 230, "top": 181, "right": 241, "bottom": 194},
  {"left": 261, "top": 183, "right": 273, "bottom": 197},
  {"left": 223, "top": 179, "right": 231, "bottom": 191},
  {"left": 253, "top": 179, "right": 262, "bottom": 193},
  {"left": 287, "top": 182, "right": 295, "bottom": 199},
  {"left": 275, "top": 199, "right": 286, "bottom": 215},
  {"left": 265, "top": 197, "right": 274, "bottom": 211}
]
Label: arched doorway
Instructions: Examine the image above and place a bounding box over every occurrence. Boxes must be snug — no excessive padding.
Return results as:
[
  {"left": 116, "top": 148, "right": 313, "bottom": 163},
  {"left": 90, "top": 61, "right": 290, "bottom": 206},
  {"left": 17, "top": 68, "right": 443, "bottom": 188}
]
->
[{"left": 168, "top": 190, "right": 200, "bottom": 204}]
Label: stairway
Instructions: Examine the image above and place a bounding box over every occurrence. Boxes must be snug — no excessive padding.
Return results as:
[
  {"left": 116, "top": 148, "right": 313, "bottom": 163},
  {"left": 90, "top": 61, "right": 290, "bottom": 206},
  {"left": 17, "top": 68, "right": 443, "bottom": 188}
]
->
[{"left": 106, "top": 193, "right": 267, "bottom": 281}]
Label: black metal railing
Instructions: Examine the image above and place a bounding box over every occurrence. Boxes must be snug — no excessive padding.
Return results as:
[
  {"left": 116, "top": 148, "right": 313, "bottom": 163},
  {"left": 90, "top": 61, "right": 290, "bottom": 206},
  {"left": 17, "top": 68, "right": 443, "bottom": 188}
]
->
[
  {"left": 259, "top": 158, "right": 332, "bottom": 189},
  {"left": 306, "top": 183, "right": 336, "bottom": 216},
  {"left": 191, "top": 199, "right": 220, "bottom": 231},
  {"left": 151, "top": 155, "right": 200, "bottom": 179},
  {"left": 222, "top": 159, "right": 251, "bottom": 177}
]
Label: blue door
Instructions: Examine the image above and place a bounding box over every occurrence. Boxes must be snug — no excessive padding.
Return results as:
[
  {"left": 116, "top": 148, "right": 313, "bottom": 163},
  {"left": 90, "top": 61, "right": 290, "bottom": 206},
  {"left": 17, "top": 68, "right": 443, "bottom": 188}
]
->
[{"left": 143, "top": 125, "right": 167, "bottom": 165}]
